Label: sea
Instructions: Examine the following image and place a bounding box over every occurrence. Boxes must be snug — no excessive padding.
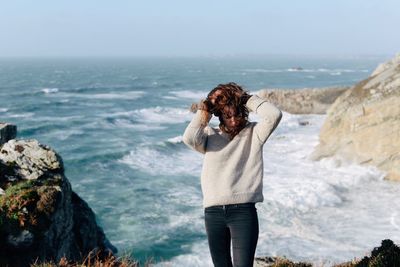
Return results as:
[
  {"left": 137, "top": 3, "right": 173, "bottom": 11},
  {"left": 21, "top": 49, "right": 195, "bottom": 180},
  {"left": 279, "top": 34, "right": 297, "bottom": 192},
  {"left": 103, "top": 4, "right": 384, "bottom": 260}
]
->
[{"left": 1, "top": 55, "right": 399, "bottom": 266}]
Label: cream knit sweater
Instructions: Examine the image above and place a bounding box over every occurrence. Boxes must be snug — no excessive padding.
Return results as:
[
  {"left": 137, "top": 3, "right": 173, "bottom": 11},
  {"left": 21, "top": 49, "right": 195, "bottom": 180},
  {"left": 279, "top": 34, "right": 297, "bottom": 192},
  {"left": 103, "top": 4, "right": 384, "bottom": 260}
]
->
[{"left": 183, "top": 95, "right": 282, "bottom": 208}]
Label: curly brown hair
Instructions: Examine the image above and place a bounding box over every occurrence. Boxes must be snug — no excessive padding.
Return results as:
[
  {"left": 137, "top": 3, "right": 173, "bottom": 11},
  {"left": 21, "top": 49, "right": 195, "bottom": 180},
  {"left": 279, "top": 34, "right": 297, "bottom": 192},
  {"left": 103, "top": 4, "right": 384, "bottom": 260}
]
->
[{"left": 202, "top": 82, "right": 251, "bottom": 139}]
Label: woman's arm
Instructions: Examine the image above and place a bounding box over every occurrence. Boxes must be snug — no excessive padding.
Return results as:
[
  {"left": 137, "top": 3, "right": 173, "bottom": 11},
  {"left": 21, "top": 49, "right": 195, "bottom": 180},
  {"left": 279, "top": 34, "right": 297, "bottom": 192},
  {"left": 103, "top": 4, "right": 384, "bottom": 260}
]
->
[
  {"left": 246, "top": 94, "right": 282, "bottom": 144},
  {"left": 182, "top": 107, "right": 210, "bottom": 154}
]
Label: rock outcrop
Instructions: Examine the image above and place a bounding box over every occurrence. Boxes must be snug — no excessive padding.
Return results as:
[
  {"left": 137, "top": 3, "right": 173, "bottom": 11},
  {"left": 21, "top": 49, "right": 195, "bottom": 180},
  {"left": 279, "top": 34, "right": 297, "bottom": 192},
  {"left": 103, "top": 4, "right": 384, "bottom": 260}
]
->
[
  {"left": 0, "top": 135, "right": 116, "bottom": 266},
  {"left": 311, "top": 54, "right": 400, "bottom": 181},
  {"left": 258, "top": 86, "right": 348, "bottom": 114},
  {"left": 254, "top": 239, "right": 400, "bottom": 266},
  {"left": 189, "top": 87, "right": 347, "bottom": 115},
  {"left": 0, "top": 123, "right": 17, "bottom": 146}
]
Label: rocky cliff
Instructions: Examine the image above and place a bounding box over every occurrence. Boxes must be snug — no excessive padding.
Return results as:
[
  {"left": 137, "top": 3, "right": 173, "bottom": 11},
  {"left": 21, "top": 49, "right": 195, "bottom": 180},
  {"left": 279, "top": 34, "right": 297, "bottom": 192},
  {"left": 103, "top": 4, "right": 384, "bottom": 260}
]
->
[
  {"left": 189, "top": 86, "right": 347, "bottom": 115},
  {"left": 311, "top": 54, "right": 400, "bottom": 181},
  {"left": 0, "top": 124, "right": 116, "bottom": 266},
  {"left": 258, "top": 86, "right": 348, "bottom": 114}
]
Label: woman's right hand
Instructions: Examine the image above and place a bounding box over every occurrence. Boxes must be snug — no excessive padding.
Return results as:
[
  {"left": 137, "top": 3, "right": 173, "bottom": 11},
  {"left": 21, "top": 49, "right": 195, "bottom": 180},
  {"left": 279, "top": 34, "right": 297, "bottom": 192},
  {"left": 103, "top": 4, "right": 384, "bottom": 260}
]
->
[{"left": 199, "top": 99, "right": 212, "bottom": 126}]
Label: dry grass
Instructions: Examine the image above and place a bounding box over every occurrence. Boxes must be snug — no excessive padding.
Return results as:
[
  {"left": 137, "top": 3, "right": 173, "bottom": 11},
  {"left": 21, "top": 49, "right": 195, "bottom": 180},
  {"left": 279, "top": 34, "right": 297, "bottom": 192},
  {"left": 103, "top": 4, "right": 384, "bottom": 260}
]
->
[{"left": 30, "top": 251, "right": 141, "bottom": 267}]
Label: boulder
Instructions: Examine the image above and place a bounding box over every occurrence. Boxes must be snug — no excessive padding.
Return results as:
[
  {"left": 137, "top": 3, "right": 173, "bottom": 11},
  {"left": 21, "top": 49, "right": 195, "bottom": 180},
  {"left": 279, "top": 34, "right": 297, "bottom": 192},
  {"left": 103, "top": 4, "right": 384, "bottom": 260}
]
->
[
  {"left": 0, "top": 123, "right": 17, "bottom": 146},
  {"left": 0, "top": 139, "right": 116, "bottom": 266},
  {"left": 311, "top": 54, "right": 400, "bottom": 181}
]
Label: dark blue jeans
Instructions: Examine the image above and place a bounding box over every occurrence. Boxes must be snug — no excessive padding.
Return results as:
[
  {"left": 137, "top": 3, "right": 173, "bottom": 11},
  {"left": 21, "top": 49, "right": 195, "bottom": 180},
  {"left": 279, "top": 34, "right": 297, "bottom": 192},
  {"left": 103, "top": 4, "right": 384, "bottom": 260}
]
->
[{"left": 204, "top": 203, "right": 259, "bottom": 267}]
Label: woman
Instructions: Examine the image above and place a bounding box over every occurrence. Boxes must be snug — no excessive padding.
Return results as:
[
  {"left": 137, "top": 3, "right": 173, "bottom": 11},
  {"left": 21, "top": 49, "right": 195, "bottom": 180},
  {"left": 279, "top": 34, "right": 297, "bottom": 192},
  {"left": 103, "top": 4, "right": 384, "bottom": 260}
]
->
[{"left": 183, "top": 82, "right": 282, "bottom": 267}]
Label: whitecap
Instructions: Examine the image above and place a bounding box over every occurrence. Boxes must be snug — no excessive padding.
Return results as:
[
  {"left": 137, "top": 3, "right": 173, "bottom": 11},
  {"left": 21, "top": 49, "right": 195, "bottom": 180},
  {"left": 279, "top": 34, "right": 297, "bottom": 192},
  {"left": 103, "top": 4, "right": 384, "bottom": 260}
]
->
[
  {"left": 162, "top": 96, "right": 179, "bottom": 100},
  {"left": 242, "top": 68, "right": 284, "bottom": 73},
  {"left": 45, "top": 90, "right": 146, "bottom": 100},
  {"left": 46, "top": 128, "right": 85, "bottom": 141},
  {"left": 169, "top": 90, "right": 207, "bottom": 100},
  {"left": 287, "top": 68, "right": 303, "bottom": 72},
  {"left": 7, "top": 112, "right": 34, "bottom": 118},
  {"left": 167, "top": 136, "right": 183, "bottom": 144},
  {"left": 90, "top": 91, "right": 145, "bottom": 100},
  {"left": 98, "top": 117, "right": 167, "bottom": 130},
  {"left": 129, "top": 107, "right": 193, "bottom": 124},
  {"left": 119, "top": 145, "right": 203, "bottom": 176},
  {"left": 0, "top": 108, "right": 8, "bottom": 112},
  {"left": 41, "top": 88, "right": 59, "bottom": 94},
  {"left": 330, "top": 72, "right": 341, "bottom": 76}
]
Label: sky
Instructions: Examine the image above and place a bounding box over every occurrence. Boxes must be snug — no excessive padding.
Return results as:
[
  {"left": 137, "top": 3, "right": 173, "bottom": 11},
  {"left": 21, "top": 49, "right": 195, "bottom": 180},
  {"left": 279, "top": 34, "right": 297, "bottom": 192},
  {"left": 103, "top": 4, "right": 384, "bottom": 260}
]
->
[{"left": 0, "top": 0, "right": 399, "bottom": 57}]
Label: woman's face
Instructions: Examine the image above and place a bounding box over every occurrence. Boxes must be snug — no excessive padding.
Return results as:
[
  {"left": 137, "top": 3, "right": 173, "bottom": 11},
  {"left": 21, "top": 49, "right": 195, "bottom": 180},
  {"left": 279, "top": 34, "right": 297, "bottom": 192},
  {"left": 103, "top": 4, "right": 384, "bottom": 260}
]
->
[{"left": 221, "top": 106, "right": 241, "bottom": 130}]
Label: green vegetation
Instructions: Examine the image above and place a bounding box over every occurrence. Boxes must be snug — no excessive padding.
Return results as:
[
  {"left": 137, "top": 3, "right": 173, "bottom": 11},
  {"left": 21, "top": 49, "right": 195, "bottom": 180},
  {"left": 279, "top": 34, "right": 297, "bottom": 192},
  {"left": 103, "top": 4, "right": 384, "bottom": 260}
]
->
[{"left": 0, "top": 178, "right": 62, "bottom": 236}]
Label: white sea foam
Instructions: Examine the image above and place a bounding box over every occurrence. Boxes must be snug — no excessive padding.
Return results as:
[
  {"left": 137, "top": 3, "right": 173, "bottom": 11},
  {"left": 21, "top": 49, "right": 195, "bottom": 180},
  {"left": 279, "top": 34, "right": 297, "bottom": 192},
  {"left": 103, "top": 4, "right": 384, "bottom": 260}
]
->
[
  {"left": 0, "top": 108, "right": 8, "bottom": 112},
  {"left": 119, "top": 144, "right": 203, "bottom": 176},
  {"left": 330, "top": 72, "right": 342, "bottom": 76},
  {"left": 243, "top": 68, "right": 284, "bottom": 73},
  {"left": 169, "top": 90, "right": 207, "bottom": 100},
  {"left": 6, "top": 112, "right": 34, "bottom": 118},
  {"left": 127, "top": 107, "right": 194, "bottom": 124},
  {"left": 47, "top": 128, "right": 85, "bottom": 141},
  {"left": 41, "top": 88, "right": 59, "bottom": 94},
  {"left": 154, "top": 242, "right": 212, "bottom": 267},
  {"left": 162, "top": 96, "right": 179, "bottom": 100},
  {"left": 29, "top": 115, "right": 83, "bottom": 122},
  {"left": 45, "top": 90, "right": 146, "bottom": 100},
  {"left": 155, "top": 111, "right": 400, "bottom": 266},
  {"left": 114, "top": 120, "right": 167, "bottom": 131},
  {"left": 167, "top": 135, "right": 183, "bottom": 144},
  {"left": 90, "top": 91, "right": 145, "bottom": 100}
]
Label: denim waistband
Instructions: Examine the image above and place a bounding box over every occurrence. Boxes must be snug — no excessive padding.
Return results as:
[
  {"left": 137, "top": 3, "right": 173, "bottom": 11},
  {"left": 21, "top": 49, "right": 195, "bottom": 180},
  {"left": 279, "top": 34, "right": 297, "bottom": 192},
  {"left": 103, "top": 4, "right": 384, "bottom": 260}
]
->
[{"left": 205, "top": 202, "right": 255, "bottom": 210}]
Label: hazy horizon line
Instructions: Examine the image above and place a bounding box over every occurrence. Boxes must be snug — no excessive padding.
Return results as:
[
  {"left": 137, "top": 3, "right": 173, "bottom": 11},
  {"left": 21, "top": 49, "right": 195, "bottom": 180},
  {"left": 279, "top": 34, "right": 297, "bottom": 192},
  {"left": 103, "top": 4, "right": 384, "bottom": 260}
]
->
[{"left": 0, "top": 53, "right": 394, "bottom": 60}]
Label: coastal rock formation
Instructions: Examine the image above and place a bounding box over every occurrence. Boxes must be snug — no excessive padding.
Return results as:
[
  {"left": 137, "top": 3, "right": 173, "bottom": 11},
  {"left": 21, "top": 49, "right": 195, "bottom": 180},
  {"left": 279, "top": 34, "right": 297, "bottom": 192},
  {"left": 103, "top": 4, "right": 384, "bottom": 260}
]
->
[
  {"left": 190, "top": 87, "right": 347, "bottom": 115},
  {"left": 311, "top": 54, "right": 400, "bottom": 181},
  {"left": 0, "top": 123, "right": 17, "bottom": 146},
  {"left": 257, "top": 86, "right": 348, "bottom": 114},
  {"left": 0, "top": 137, "right": 116, "bottom": 266}
]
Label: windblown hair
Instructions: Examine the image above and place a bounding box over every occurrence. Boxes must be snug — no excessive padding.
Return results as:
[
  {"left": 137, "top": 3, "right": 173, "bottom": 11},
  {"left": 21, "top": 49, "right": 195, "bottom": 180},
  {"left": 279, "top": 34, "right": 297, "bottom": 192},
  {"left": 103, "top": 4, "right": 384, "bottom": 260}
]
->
[{"left": 202, "top": 82, "right": 251, "bottom": 139}]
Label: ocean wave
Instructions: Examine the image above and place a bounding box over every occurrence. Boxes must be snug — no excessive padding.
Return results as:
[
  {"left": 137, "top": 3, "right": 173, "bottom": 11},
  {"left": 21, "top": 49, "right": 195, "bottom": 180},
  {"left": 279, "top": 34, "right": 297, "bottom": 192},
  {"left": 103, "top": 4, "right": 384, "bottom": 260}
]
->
[
  {"left": 154, "top": 242, "right": 212, "bottom": 267},
  {"left": 330, "top": 72, "right": 342, "bottom": 76},
  {"left": 242, "top": 68, "right": 284, "bottom": 73},
  {"left": 5, "top": 112, "right": 34, "bottom": 118},
  {"left": 41, "top": 88, "right": 59, "bottom": 94},
  {"left": 46, "top": 128, "right": 85, "bottom": 141},
  {"left": 119, "top": 145, "right": 203, "bottom": 176},
  {"left": 169, "top": 90, "right": 207, "bottom": 100},
  {"left": 120, "top": 107, "right": 193, "bottom": 124},
  {"left": 0, "top": 108, "right": 8, "bottom": 112},
  {"left": 44, "top": 90, "right": 146, "bottom": 100},
  {"left": 90, "top": 91, "right": 145, "bottom": 100},
  {"left": 260, "top": 112, "right": 384, "bottom": 213},
  {"left": 166, "top": 135, "right": 183, "bottom": 144}
]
